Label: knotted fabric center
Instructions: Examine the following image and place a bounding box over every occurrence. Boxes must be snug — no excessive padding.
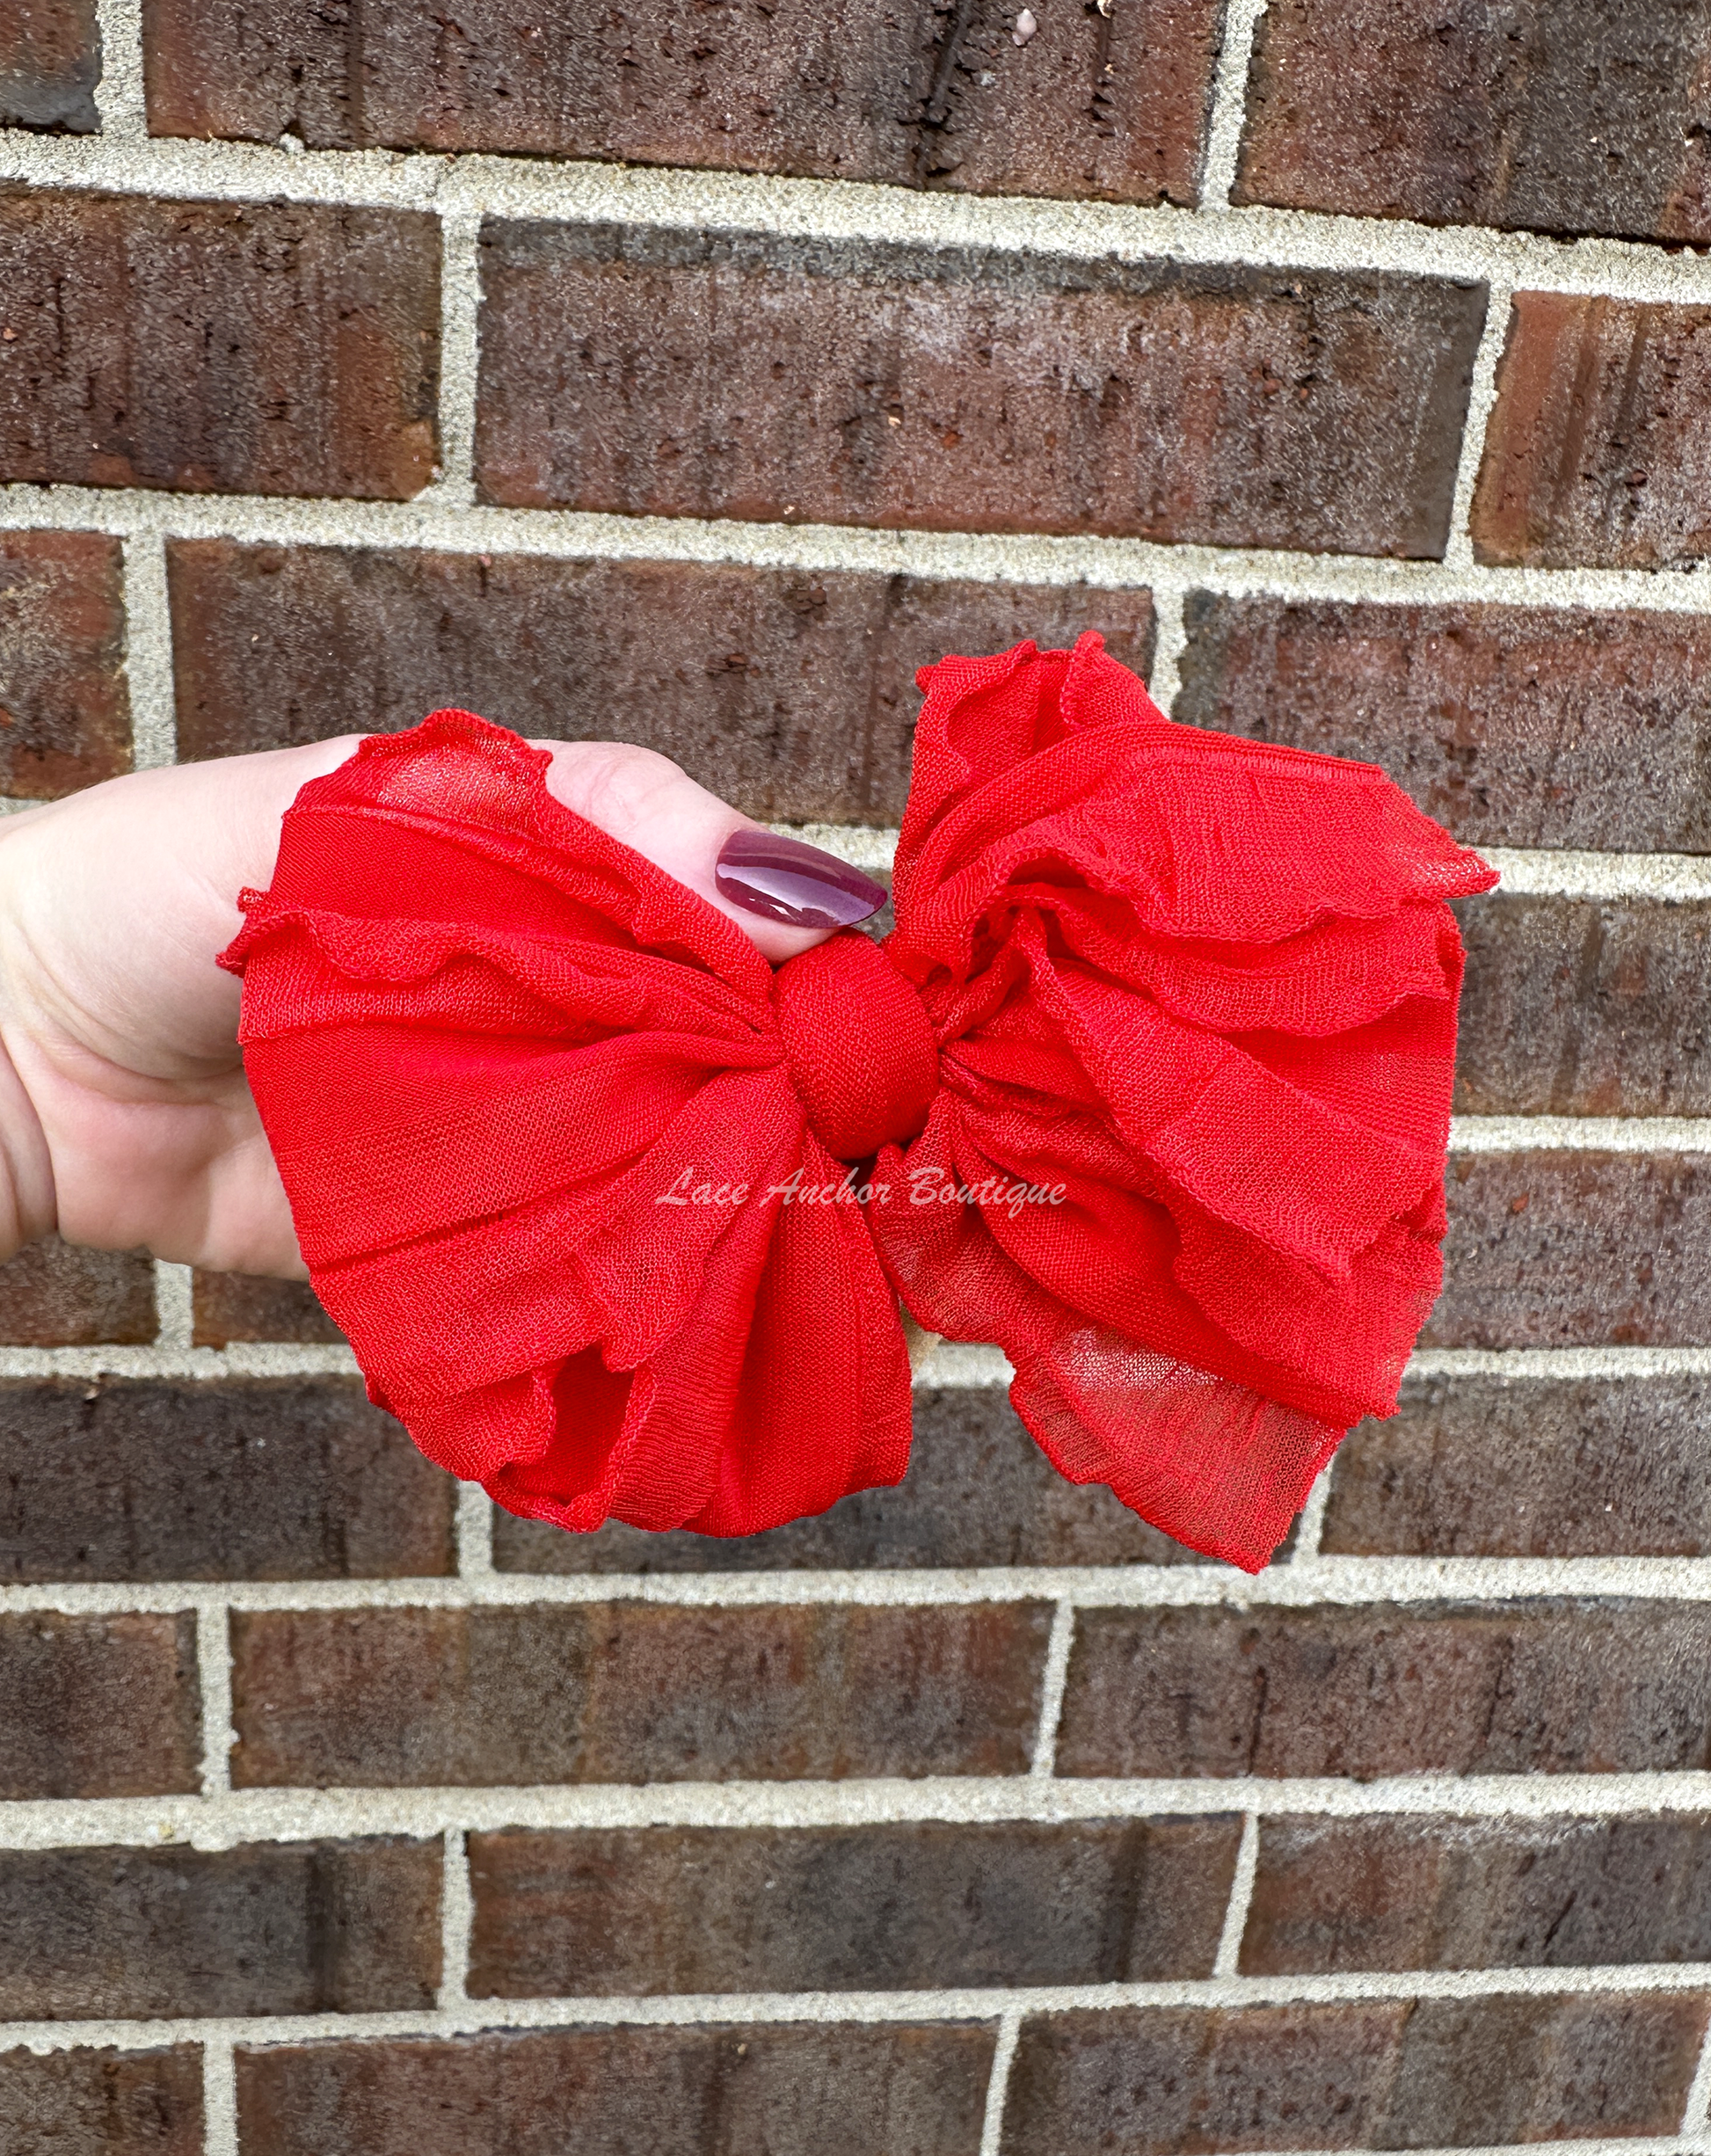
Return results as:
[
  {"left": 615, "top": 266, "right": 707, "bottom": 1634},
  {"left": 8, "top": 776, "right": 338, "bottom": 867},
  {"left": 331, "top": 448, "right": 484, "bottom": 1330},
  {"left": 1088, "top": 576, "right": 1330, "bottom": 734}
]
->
[{"left": 772, "top": 930, "right": 940, "bottom": 1162}]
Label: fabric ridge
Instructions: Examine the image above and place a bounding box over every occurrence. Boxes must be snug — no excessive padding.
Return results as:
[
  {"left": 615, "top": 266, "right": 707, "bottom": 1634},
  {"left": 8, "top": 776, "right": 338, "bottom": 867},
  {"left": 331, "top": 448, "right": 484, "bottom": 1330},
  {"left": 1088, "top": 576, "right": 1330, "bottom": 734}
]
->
[{"left": 220, "top": 633, "right": 1496, "bottom": 1571}]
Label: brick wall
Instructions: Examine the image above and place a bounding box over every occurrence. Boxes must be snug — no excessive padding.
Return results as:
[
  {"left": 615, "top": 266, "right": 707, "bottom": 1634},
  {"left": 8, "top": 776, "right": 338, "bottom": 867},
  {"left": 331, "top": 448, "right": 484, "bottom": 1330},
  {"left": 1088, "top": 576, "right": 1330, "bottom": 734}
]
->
[{"left": 4, "top": 3, "right": 1711, "bottom": 2151}]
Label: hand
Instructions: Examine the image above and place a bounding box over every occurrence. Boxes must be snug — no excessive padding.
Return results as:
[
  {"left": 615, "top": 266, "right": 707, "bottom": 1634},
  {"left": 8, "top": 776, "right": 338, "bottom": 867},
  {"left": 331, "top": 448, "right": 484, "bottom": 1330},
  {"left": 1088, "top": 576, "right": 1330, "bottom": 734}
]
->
[{"left": 0, "top": 738, "right": 878, "bottom": 1278}]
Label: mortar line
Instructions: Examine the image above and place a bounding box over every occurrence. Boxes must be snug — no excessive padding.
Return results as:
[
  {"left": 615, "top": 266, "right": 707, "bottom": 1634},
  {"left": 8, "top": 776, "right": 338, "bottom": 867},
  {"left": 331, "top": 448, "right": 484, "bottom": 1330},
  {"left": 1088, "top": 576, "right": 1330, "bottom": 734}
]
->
[
  {"left": 14, "top": 483, "right": 1711, "bottom": 623},
  {"left": 118, "top": 529, "right": 178, "bottom": 769},
  {"left": 1212, "top": 1812, "right": 1262, "bottom": 1978},
  {"left": 11, "top": 124, "right": 1711, "bottom": 303},
  {"left": 1449, "top": 1114, "right": 1711, "bottom": 1152},
  {"left": 1288, "top": 1467, "right": 1334, "bottom": 1563},
  {"left": 977, "top": 2008, "right": 1022, "bottom": 2156},
  {"left": 4, "top": 1340, "right": 1705, "bottom": 1388},
  {"left": 1028, "top": 1600, "right": 1076, "bottom": 1780},
  {"left": 152, "top": 1263, "right": 194, "bottom": 1351},
  {"left": 194, "top": 1606, "right": 233, "bottom": 1797},
  {"left": 1198, "top": 0, "right": 1268, "bottom": 208},
  {"left": 35, "top": 486, "right": 1711, "bottom": 619},
  {"left": 424, "top": 205, "right": 482, "bottom": 506},
  {"left": 455, "top": 1482, "right": 496, "bottom": 1578},
  {"left": 1443, "top": 277, "right": 1514, "bottom": 570},
  {"left": 438, "top": 1828, "right": 473, "bottom": 2009},
  {"left": 200, "top": 2036, "right": 238, "bottom": 2156},
  {"left": 20, "top": 1544, "right": 1711, "bottom": 1620},
  {"left": 90, "top": 0, "right": 148, "bottom": 138},
  {"left": 19, "top": 1768, "right": 1711, "bottom": 1852},
  {"left": 1684, "top": 2010, "right": 1711, "bottom": 2136},
  {"left": 11, "top": 1961, "right": 1711, "bottom": 2057},
  {"left": 1141, "top": 562, "right": 1189, "bottom": 713}
]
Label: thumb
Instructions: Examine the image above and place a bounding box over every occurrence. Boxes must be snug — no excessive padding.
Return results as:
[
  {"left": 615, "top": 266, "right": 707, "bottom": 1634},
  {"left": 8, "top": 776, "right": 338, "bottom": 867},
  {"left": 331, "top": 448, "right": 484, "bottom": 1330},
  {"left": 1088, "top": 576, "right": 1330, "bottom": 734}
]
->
[{"left": 536, "top": 740, "right": 887, "bottom": 965}]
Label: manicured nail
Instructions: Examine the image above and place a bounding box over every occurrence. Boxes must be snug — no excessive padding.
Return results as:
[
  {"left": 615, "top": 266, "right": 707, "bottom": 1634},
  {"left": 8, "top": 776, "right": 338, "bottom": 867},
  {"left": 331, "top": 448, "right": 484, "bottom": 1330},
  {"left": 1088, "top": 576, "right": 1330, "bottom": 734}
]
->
[{"left": 715, "top": 828, "right": 889, "bottom": 930}]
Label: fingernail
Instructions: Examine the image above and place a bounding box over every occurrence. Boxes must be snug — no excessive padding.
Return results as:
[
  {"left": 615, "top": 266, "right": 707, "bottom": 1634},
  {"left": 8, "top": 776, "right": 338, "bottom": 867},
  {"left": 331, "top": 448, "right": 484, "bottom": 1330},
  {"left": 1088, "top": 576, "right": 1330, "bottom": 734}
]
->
[{"left": 715, "top": 828, "right": 889, "bottom": 930}]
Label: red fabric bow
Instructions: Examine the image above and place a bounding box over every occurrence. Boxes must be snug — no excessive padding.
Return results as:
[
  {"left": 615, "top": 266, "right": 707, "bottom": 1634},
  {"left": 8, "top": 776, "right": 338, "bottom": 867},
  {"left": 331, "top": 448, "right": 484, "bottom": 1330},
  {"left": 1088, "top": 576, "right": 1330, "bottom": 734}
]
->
[{"left": 222, "top": 634, "right": 1495, "bottom": 1571}]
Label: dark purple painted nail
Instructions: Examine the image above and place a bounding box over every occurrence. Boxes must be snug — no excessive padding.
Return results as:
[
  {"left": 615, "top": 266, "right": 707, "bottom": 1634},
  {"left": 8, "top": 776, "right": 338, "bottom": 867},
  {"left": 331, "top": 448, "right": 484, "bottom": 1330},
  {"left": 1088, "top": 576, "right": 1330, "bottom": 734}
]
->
[{"left": 715, "top": 827, "right": 889, "bottom": 930}]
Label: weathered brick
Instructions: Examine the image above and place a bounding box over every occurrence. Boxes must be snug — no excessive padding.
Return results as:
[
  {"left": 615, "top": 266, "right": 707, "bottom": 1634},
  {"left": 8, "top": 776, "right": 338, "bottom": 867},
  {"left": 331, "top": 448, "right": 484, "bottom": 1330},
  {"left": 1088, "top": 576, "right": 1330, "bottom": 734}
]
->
[
  {"left": 0, "top": 1611, "right": 199, "bottom": 1798},
  {"left": 1001, "top": 1995, "right": 1707, "bottom": 2152},
  {"left": 469, "top": 1818, "right": 1239, "bottom": 1997},
  {"left": 1431, "top": 1151, "right": 1711, "bottom": 1349},
  {"left": 191, "top": 1269, "right": 345, "bottom": 1346},
  {"left": 1234, "top": 0, "right": 1711, "bottom": 246},
  {"left": 1244, "top": 1813, "right": 1711, "bottom": 1973},
  {"left": 0, "top": 0, "right": 99, "bottom": 133},
  {"left": 166, "top": 540, "right": 1154, "bottom": 824},
  {"left": 0, "top": 1377, "right": 452, "bottom": 1583},
  {"left": 495, "top": 1386, "right": 1200, "bottom": 1575},
  {"left": 231, "top": 1601, "right": 1050, "bottom": 1788},
  {"left": 1056, "top": 1602, "right": 1711, "bottom": 1779},
  {"left": 0, "top": 533, "right": 130, "bottom": 795},
  {"left": 237, "top": 2023, "right": 994, "bottom": 2156},
  {"left": 0, "top": 190, "right": 438, "bottom": 499},
  {"left": 0, "top": 2045, "right": 204, "bottom": 2156},
  {"left": 0, "top": 1839, "right": 440, "bottom": 2020},
  {"left": 477, "top": 225, "right": 1486, "bottom": 560},
  {"left": 1472, "top": 293, "right": 1711, "bottom": 570},
  {"left": 1174, "top": 594, "right": 1711, "bottom": 855},
  {"left": 1002, "top": 2005, "right": 1405, "bottom": 2153},
  {"left": 143, "top": 0, "right": 1222, "bottom": 208},
  {"left": 1325, "top": 1373, "right": 1711, "bottom": 1558},
  {"left": 1381, "top": 1993, "right": 1707, "bottom": 2145},
  {"left": 0, "top": 1235, "right": 155, "bottom": 1344},
  {"left": 1454, "top": 896, "right": 1711, "bottom": 1116}
]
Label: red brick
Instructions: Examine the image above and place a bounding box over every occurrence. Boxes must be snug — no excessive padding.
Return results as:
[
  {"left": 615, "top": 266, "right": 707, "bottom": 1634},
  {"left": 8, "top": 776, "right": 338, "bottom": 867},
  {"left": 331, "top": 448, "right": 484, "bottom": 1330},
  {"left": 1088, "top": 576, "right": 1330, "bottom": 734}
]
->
[
  {"left": 1001, "top": 2004, "right": 1406, "bottom": 2153},
  {"left": 1382, "top": 1993, "right": 1707, "bottom": 2144},
  {"left": 166, "top": 540, "right": 1154, "bottom": 824},
  {"left": 0, "top": 0, "right": 99, "bottom": 133},
  {"left": 191, "top": 1269, "right": 345, "bottom": 1346},
  {"left": 1453, "top": 896, "right": 1711, "bottom": 1117},
  {"left": 0, "top": 1235, "right": 155, "bottom": 1344},
  {"left": 1432, "top": 1151, "right": 1711, "bottom": 1349},
  {"left": 0, "top": 1377, "right": 453, "bottom": 1583},
  {"left": 0, "top": 533, "right": 130, "bottom": 795},
  {"left": 0, "top": 2045, "right": 204, "bottom": 2156},
  {"left": 231, "top": 1601, "right": 1050, "bottom": 1788},
  {"left": 1472, "top": 293, "right": 1711, "bottom": 570},
  {"left": 1325, "top": 1373, "right": 1711, "bottom": 1558},
  {"left": 143, "top": 0, "right": 1222, "bottom": 208},
  {"left": 1001, "top": 1995, "right": 1707, "bottom": 2152},
  {"left": 469, "top": 1818, "right": 1239, "bottom": 1997},
  {"left": 476, "top": 225, "right": 1486, "bottom": 560},
  {"left": 1175, "top": 593, "right": 1711, "bottom": 854},
  {"left": 0, "top": 189, "right": 438, "bottom": 500},
  {"left": 0, "top": 1839, "right": 440, "bottom": 2019},
  {"left": 1234, "top": 0, "right": 1711, "bottom": 245},
  {"left": 495, "top": 1385, "right": 1202, "bottom": 1575},
  {"left": 1056, "top": 1602, "right": 1711, "bottom": 1780},
  {"left": 237, "top": 2023, "right": 994, "bottom": 2156},
  {"left": 0, "top": 1611, "right": 199, "bottom": 1798},
  {"left": 1243, "top": 1813, "right": 1711, "bottom": 1973}
]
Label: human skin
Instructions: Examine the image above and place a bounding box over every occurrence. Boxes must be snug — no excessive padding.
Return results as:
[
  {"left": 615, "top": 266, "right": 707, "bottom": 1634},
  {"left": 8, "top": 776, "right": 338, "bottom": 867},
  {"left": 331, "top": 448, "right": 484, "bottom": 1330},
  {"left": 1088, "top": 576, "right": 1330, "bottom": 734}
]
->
[{"left": 0, "top": 739, "right": 840, "bottom": 1279}]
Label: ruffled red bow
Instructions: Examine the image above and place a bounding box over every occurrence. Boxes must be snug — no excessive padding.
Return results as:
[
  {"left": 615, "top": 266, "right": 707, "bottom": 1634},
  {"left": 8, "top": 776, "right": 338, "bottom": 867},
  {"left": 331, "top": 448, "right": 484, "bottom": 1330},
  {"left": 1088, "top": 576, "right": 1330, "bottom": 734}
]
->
[{"left": 221, "top": 633, "right": 1495, "bottom": 1571}]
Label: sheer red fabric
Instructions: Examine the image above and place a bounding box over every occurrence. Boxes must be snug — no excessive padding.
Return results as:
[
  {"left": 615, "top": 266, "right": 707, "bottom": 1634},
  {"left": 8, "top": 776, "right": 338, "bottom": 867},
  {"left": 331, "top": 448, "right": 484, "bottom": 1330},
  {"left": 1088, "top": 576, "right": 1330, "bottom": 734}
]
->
[{"left": 221, "top": 632, "right": 1496, "bottom": 1570}]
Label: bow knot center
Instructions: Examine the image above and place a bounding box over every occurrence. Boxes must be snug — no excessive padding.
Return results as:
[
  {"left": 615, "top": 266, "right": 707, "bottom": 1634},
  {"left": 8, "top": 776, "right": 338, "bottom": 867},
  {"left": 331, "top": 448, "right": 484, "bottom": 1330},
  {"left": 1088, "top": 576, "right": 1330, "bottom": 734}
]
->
[{"left": 772, "top": 931, "right": 940, "bottom": 1162}]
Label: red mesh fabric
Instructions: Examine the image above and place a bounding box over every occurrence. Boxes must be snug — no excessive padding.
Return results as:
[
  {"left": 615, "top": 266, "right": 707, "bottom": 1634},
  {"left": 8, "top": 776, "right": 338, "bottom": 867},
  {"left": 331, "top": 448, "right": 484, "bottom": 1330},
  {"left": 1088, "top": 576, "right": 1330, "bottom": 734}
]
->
[
  {"left": 772, "top": 933, "right": 940, "bottom": 1162},
  {"left": 220, "top": 633, "right": 1496, "bottom": 1570}
]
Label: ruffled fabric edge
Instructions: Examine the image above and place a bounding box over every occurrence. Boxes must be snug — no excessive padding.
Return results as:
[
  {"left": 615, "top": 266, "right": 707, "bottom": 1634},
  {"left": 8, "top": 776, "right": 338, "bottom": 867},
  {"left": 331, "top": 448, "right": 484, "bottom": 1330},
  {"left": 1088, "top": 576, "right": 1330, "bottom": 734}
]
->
[{"left": 880, "top": 633, "right": 1496, "bottom": 1571}]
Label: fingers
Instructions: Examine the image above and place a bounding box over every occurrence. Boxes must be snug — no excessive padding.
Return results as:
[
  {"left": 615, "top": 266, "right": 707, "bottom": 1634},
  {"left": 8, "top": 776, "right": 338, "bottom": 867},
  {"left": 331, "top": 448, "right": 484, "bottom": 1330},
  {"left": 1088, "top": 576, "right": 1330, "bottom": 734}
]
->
[{"left": 535, "top": 740, "right": 885, "bottom": 965}]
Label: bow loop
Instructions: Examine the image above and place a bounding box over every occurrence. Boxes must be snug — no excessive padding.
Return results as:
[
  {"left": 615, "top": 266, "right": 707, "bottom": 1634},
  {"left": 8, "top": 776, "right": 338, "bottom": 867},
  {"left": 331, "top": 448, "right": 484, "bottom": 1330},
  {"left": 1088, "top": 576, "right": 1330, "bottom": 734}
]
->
[{"left": 772, "top": 931, "right": 939, "bottom": 1163}]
